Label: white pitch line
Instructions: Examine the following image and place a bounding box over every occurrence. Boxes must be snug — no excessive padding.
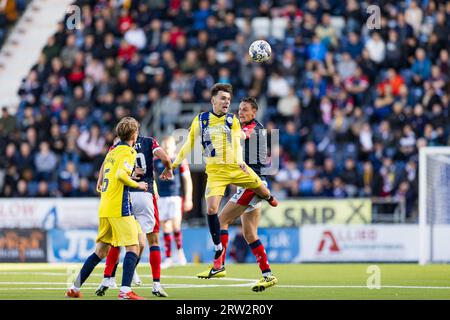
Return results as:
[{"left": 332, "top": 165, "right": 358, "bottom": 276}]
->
[
  {"left": 2, "top": 284, "right": 450, "bottom": 291},
  {"left": 0, "top": 272, "right": 258, "bottom": 282},
  {"left": 274, "top": 285, "right": 450, "bottom": 290}
]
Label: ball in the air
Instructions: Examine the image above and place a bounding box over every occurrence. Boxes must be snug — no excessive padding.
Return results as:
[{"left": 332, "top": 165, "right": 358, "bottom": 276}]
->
[{"left": 249, "top": 40, "right": 272, "bottom": 63}]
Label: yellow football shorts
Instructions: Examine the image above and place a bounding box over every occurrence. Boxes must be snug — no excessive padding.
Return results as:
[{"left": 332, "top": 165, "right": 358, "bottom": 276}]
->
[
  {"left": 96, "top": 216, "right": 142, "bottom": 247},
  {"left": 205, "top": 164, "right": 262, "bottom": 198}
]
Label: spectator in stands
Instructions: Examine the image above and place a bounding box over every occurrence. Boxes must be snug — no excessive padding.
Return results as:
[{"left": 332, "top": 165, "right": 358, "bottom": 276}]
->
[
  {"left": 16, "top": 142, "right": 34, "bottom": 174},
  {"left": 0, "top": 106, "right": 15, "bottom": 137},
  {"left": 365, "top": 32, "right": 385, "bottom": 67},
  {"left": 0, "top": 0, "right": 447, "bottom": 223},
  {"left": 343, "top": 32, "right": 363, "bottom": 59},
  {"left": 299, "top": 159, "right": 318, "bottom": 196},
  {"left": 76, "top": 123, "right": 105, "bottom": 162},
  {"left": 307, "top": 34, "right": 327, "bottom": 62},
  {"left": 280, "top": 121, "right": 302, "bottom": 160},
  {"left": 412, "top": 48, "right": 432, "bottom": 84},
  {"left": 341, "top": 158, "right": 361, "bottom": 197},
  {"left": 36, "top": 180, "right": 51, "bottom": 197},
  {"left": 13, "top": 179, "right": 28, "bottom": 197},
  {"left": 58, "top": 161, "right": 80, "bottom": 197},
  {"left": 275, "top": 161, "right": 301, "bottom": 197},
  {"left": 336, "top": 52, "right": 356, "bottom": 80},
  {"left": 332, "top": 177, "right": 348, "bottom": 198},
  {"left": 34, "top": 141, "right": 58, "bottom": 181}
]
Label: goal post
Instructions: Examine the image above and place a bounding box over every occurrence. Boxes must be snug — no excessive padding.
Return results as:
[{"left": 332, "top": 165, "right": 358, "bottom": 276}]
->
[{"left": 419, "top": 146, "right": 450, "bottom": 265}]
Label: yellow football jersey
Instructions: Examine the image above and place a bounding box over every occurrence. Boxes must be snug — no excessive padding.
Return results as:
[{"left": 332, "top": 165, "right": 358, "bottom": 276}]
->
[
  {"left": 172, "top": 111, "right": 243, "bottom": 168},
  {"left": 98, "top": 142, "right": 139, "bottom": 218}
]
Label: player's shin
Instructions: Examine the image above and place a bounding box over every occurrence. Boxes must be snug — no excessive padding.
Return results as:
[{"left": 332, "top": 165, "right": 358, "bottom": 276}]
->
[
  {"left": 207, "top": 214, "right": 223, "bottom": 252},
  {"left": 249, "top": 239, "right": 271, "bottom": 276},
  {"left": 120, "top": 251, "right": 139, "bottom": 293},
  {"left": 104, "top": 246, "right": 120, "bottom": 278},
  {"left": 163, "top": 233, "right": 172, "bottom": 258},
  {"left": 149, "top": 246, "right": 161, "bottom": 283},
  {"left": 220, "top": 229, "right": 229, "bottom": 265},
  {"left": 73, "top": 253, "right": 102, "bottom": 290},
  {"left": 173, "top": 230, "right": 182, "bottom": 250}
]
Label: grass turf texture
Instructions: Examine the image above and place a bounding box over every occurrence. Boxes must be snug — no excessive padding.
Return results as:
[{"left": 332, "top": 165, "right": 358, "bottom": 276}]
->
[{"left": 0, "top": 263, "right": 449, "bottom": 300}]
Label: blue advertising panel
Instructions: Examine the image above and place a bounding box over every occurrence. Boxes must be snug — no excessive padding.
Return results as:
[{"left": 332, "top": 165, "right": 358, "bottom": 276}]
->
[{"left": 48, "top": 227, "right": 300, "bottom": 263}]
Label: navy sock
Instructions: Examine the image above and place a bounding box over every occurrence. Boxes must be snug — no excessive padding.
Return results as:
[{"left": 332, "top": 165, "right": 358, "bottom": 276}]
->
[
  {"left": 135, "top": 257, "right": 141, "bottom": 268},
  {"left": 207, "top": 214, "right": 221, "bottom": 246},
  {"left": 75, "top": 253, "right": 101, "bottom": 287},
  {"left": 121, "top": 251, "right": 138, "bottom": 288},
  {"left": 111, "top": 262, "right": 119, "bottom": 278}
]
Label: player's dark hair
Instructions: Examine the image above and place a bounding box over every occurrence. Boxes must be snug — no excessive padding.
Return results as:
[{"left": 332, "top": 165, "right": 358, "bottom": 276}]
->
[
  {"left": 240, "top": 97, "right": 258, "bottom": 110},
  {"left": 210, "top": 83, "right": 233, "bottom": 97},
  {"left": 116, "top": 117, "right": 139, "bottom": 141}
]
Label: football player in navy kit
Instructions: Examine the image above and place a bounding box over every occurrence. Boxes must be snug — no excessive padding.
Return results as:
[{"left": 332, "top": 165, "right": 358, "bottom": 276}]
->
[{"left": 154, "top": 136, "right": 193, "bottom": 268}]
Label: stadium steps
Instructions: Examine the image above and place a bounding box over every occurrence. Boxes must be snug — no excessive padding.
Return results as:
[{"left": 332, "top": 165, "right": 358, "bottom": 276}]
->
[{"left": 0, "top": 0, "right": 74, "bottom": 112}]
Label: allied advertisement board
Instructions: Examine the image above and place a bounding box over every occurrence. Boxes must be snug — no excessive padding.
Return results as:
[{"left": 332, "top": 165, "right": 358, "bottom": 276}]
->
[
  {"left": 299, "top": 225, "right": 418, "bottom": 262},
  {"left": 260, "top": 199, "right": 372, "bottom": 227},
  {"left": 0, "top": 229, "right": 47, "bottom": 262}
]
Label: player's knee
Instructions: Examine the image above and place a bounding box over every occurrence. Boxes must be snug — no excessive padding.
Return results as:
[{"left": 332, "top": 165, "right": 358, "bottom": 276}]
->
[
  {"left": 243, "top": 232, "right": 258, "bottom": 244},
  {"left": 95, "top": 244, "right": 109, "bottom": 259},
  {"left": 147, "top": 233, "right": 159, "bottom": 246},
  {"left": 125, "top": 245, "right": 140, "bottom": 255},
  {"left": 207, "top": 206, "right": 218, "bottom": 215}
]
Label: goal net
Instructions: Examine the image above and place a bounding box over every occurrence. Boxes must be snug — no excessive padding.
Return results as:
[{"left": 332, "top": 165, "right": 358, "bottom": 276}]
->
[{"left": 419, "top": 147, "right": 450, "bottom": 264}]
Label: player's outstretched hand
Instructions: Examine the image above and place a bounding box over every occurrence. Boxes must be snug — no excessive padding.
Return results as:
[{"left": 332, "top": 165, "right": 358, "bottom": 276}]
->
[
  {"left": 132, "top": 167, "right": 145, "bottom": 180},
  {"left": 138, "top": 182, "right": 148, "bottom": 191},
  {"left": 160, "top": 168, "right": 174, "bottom": 181},
  {"left": 238, "top": 163, "right": 249, "bottom": 175}
]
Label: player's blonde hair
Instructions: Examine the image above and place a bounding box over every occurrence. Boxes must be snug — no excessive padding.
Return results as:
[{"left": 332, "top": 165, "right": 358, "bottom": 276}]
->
[{"left": 115, "top": 117, "right": 139, "bottom": 141}]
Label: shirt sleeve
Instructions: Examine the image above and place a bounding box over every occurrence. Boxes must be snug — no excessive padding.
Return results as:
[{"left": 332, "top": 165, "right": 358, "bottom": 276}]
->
[
  {"left": 180, "top": 159, "right": 190, "bottom": 175},
  {"left": 152, "top": 138, "right": 162, "bottom": 154},
  {"left": 231, "top": 116, "right": 244, "bottom": 164},
  {"left": 116, "top": 148, "right": 139, "bottom": 188},
  {"left": 172, "top": 116, "right": 199, "bottom": 169}
]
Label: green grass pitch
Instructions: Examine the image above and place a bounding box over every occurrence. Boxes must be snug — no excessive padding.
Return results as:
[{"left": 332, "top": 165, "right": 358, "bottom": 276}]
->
[{"left": 0, "top": 263, "right": 449, "bottom": 300}]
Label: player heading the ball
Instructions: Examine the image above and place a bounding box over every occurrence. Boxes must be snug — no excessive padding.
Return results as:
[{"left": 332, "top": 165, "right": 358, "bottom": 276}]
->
[{"left": 160, "top": 83, "right": 278, "bottom": 271}]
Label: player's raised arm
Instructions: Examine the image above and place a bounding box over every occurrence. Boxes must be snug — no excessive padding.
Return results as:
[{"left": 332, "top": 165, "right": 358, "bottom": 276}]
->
[
  {"left": 96, "top": 160, "right": 105, "bottom": 193},
  {"left": 154, "top": 147, "right": 174, "bottom": 181},
  {"left": 171, "top": 116, "right": 199, "bottom": 170},
  {"left": 181, "top": 159, "right": 193, "bottom": 212}
]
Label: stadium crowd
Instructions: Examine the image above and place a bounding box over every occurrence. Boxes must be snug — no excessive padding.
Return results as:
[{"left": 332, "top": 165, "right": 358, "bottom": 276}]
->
[{"left": 0, "top": 0, "right": 449, "bottom": 221}]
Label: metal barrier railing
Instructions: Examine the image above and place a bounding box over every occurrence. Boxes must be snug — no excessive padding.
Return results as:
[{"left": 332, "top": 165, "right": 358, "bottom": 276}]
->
[{"left": 371, "top": 196, "right": 407, "bottom": 223}]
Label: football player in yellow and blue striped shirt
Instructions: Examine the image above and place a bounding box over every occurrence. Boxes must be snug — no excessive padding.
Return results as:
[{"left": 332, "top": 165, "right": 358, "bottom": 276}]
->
[
  {"left": 160, "top": 83, "right": 278, "bottom": 276},
  {"left": 66, "top": 117, "right": 148, "bottom": 300}
]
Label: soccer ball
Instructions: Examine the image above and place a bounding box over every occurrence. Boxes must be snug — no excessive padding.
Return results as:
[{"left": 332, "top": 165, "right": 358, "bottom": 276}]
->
[{"left": 249, "top": 40, "right": 272, "bottom": 63}]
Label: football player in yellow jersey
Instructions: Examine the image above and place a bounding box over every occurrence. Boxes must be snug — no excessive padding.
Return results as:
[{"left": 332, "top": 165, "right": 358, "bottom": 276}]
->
[
  {"left": 160, "top": 83, "right": 278, "bottom": 275},
  {"left": 66, "top": 117, "right": 148, "bottom": 300}
]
